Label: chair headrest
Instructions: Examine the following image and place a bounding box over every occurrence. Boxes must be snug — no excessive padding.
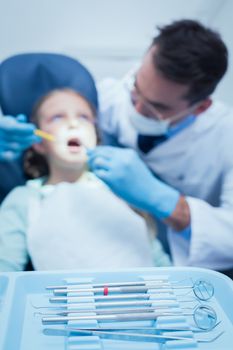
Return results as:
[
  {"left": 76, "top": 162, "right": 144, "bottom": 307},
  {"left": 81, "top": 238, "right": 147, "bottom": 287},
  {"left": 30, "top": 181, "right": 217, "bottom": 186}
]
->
[{"left": 0, "top": 53, "right": 98, "bottom": 119}]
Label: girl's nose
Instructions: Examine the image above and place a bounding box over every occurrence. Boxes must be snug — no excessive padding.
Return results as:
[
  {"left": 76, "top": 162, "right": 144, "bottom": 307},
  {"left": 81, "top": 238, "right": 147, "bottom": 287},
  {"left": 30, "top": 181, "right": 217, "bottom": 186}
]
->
[{"left": 68, "top": 117, "right": 79, "bottom": 128}]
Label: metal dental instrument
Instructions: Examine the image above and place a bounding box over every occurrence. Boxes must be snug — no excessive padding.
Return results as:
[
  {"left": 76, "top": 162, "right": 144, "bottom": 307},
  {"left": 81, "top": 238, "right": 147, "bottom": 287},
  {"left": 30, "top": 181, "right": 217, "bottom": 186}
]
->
[
  {"left": 43, "top": 327, "right": 224, "bottom": 344},
  {"left": 32, "top": 298, "right": 181, "bottom": 310},
  {"left": 50, "top": 291, "right": 178, "bottom": 303},
  {"left": 49, "top": 293, "right": 187, "bottom": 306},
  {"left": 42, "top": 311, "right": 179, "bottom": 324},
  {"left": 43, "top": 327, "right": 195, "bottom": 342},
  {"left": 53, "top": 284, "right": 194, "bottom": 295},
  {"left": 42, "top": 320, "right": 222, "bottom": 333},
  {"left": 50, "top": 293, "right": 173, "bottom": 303},
  {"left": 42, "top": 304, "right": 218, "bottom": 331},
  {"left": 193, "top": 305, "right": 217, "bottom": 330},
  {"left": 49, "top": 286, "right": 212, "bottom": 303},
  {"left": 49, "top": 279, "right": 214, "bottom": 302},
  {"left": 188, "top": 280, "right": 214, "bottom": 301},
  {"left": 46, "top": 280, "right": 168, "bottom": 290},
  {"left": 54, "top": 285, "right": 176, "bottom": 295},
  {"left": 36, "top": 305, "right": 185, "bottom": 316}
]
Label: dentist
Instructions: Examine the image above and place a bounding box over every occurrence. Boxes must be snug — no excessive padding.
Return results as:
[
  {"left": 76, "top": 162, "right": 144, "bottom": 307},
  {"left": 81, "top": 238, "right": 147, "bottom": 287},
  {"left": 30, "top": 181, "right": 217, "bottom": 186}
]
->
[{"left": 88, "top": 20, "right": 233, "bottom": 274}]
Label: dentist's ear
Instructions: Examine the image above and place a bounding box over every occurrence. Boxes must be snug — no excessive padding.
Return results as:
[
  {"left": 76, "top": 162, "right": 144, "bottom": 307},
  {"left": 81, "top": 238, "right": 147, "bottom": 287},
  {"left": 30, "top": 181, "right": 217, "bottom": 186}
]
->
[{"left": 194, "top": 98, "right": 212, "bottom": 116}]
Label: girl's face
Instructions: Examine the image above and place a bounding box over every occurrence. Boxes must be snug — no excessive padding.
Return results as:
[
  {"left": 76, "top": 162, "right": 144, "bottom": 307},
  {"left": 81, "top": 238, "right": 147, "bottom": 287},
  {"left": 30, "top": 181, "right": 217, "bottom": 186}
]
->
[{"left": 34, "top": 90, "right": 97, "bottom": 169}]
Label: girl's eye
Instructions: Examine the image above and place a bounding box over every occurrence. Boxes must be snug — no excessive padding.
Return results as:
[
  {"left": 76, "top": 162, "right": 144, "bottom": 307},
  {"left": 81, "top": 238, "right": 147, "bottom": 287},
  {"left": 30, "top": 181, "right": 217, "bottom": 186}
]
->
[
  {"left": 78, "top": 114, "right": 94, "bottom": 124},
  {"left": 50, "top": 114, "right": 63, "bottom": 122},
  {"left": 78, "top": 114, "right": 89, "bottom": 121}
]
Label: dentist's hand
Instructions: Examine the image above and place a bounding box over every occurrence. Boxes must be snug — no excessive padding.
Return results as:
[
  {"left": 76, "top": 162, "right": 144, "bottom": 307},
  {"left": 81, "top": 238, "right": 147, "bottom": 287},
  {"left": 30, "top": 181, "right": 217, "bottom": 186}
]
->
[
  {"left": 88, "top": 146, "right": 180, "bottom": 219},
  {"left": 0, "top": 114, "right": 41, "bottom": 160}
]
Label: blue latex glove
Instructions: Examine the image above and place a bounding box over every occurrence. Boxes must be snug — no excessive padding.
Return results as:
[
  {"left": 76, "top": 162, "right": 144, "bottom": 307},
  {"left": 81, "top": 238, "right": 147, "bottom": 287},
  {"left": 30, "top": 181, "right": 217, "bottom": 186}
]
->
[
  {"left": 0, "top": 114, "right": 41, "bottom": 160},
  {"left": 88, "top": 146, "right": 180, "bottom": 219}
]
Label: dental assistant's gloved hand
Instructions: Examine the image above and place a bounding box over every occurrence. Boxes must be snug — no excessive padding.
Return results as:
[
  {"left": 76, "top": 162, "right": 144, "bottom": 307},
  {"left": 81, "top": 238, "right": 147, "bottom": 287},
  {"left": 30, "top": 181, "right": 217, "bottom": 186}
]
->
[
  {"left": 87, "top": 146, "right": 180, "bottom": 219},
  {"left": 0, "top": 114, "right": 40, "bottom": 160}
]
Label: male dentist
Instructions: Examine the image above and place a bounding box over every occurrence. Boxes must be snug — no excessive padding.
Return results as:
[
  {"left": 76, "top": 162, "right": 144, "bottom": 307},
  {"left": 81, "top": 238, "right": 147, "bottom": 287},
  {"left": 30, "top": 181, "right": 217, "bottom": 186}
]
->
[{"left": 88, "top": 20, "right": 233, "bottom": 274}]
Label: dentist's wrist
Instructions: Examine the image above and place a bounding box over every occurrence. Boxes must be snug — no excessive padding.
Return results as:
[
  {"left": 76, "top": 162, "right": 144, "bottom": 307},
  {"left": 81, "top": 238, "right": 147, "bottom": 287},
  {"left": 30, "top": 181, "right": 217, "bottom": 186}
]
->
[
  {"left": 165, "top": 195, "right": 191, "bottom": 231},
  {"left": 145, "top": 180, "right": 180, "bottom": 219}
]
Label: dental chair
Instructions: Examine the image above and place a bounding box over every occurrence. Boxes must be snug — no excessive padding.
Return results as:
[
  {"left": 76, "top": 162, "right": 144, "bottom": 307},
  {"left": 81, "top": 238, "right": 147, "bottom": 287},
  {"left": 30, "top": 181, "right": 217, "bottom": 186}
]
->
[
  {"left": 0, "top": 53, "right": 98, "bottom": 271},
  {"left": 0, "top": 52, "right": 98, "bottom": 202}
]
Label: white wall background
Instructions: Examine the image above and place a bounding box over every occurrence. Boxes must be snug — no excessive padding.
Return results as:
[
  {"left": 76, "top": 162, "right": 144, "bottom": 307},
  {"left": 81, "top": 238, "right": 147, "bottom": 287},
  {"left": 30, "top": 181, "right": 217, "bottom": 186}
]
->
[{"left": 0, "top": 0, "right": 232, "bottom": 104}]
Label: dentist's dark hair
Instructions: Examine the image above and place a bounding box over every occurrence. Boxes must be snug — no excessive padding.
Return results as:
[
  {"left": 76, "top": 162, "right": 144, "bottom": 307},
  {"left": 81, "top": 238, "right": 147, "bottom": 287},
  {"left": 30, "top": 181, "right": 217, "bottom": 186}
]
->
[{"left": 151, "top": 19, "right": 228, "bottom": 104}]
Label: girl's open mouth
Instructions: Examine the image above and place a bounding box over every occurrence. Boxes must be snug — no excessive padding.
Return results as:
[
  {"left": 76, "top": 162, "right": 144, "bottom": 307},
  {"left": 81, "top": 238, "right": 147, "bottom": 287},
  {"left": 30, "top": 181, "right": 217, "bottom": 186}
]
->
[{"left": 67, "top": 137, "right": 82, "bottom": 153}]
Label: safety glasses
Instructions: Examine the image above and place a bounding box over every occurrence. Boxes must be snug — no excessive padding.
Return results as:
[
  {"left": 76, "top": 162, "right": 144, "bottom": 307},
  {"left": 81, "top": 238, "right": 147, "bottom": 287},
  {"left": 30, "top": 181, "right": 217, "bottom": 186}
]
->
[{"left": 124, "top": 70, "right": 200, "bottom": 123}]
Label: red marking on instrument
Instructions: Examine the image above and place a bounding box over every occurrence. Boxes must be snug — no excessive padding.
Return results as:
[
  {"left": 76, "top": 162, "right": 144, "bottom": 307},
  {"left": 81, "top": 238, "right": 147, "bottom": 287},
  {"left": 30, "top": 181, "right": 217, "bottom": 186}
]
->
[{"left": 103, "top": 286, "right": 109, "bottom": 296}]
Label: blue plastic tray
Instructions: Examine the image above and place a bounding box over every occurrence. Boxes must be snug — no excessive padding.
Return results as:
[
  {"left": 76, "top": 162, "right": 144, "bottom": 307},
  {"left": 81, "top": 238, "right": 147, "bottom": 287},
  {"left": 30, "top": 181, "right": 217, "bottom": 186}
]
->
[{"left": 0, "top": 267, "right": 233, "bottom": 350}]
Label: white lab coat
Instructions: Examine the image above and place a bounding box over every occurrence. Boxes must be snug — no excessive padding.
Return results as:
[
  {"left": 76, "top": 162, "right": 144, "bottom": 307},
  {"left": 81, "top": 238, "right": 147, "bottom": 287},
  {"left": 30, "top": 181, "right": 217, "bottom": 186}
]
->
[{"left": 97, "top": 78, "right": 233, "bottom": 270}]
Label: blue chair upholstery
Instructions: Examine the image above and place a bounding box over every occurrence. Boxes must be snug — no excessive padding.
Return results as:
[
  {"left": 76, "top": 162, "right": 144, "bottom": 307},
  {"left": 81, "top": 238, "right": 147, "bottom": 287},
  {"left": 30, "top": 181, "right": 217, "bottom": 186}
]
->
[{"left": 0, "top": 52, "right": 98, "bottom": 119}]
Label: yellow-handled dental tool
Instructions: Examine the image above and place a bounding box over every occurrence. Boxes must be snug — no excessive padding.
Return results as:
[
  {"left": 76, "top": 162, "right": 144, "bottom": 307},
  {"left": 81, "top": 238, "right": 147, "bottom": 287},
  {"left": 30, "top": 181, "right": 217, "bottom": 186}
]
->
[{"left": 34, "top": 129, "right": 55, "bottom": 142}]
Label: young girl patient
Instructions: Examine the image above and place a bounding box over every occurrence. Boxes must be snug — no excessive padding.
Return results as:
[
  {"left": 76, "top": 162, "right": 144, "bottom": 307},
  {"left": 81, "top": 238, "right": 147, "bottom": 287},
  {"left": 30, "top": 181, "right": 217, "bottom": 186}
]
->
[{"left": 0, "top": 53, "right": 170, "bottom": 271}]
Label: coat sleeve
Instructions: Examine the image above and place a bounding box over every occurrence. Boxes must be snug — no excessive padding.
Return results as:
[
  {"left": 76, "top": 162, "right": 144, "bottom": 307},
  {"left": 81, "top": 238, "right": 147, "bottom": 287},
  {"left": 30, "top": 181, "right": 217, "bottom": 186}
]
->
[
  {"left": 0, "top": 186, "right": 29, "bottom": 271},
  {"left": 169, "top": 163, "right": 233, "bottom": 270}
]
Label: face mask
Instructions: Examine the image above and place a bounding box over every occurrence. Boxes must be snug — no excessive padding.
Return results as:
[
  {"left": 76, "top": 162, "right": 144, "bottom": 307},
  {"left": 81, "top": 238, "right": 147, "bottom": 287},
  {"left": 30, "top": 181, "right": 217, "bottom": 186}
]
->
[{"left": 128, "top": 103, "right": 170, "bottom": 136}]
